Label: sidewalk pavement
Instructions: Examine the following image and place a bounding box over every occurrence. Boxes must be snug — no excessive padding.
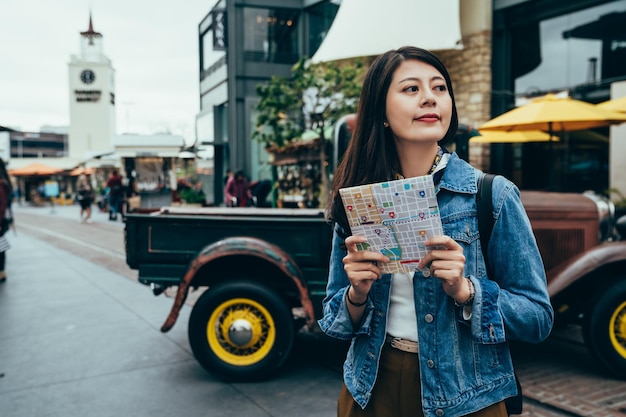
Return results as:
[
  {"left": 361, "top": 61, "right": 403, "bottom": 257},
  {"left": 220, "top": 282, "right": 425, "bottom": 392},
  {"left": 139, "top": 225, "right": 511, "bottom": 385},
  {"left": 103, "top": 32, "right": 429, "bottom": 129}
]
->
[
  {"left": 0, "top": 214, "right": 341, "bottom": 417},
  {"left": 11, "top": 201, "right": 126, "bottom": 226}
]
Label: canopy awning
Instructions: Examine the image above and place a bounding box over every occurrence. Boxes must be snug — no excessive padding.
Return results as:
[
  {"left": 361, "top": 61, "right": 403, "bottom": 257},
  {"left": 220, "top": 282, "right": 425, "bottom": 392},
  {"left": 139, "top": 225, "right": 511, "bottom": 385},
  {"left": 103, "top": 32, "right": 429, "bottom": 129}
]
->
[
  {"left": 68, "top": 167, "right": 94, "bottom": 176},
  {"left": 311, "top": 0, "right": 462, "bottom": 63},
  {"left": 8, "top": 163, "right": 63, "bottom": 177}
]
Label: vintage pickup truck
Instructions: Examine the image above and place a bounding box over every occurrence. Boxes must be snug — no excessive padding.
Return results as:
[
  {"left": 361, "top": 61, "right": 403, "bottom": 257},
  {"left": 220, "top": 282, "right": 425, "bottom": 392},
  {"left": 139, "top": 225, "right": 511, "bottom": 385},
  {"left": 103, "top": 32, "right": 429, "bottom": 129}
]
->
[{"left": 124, "top": 190, "right": 626, "bottom": 382}]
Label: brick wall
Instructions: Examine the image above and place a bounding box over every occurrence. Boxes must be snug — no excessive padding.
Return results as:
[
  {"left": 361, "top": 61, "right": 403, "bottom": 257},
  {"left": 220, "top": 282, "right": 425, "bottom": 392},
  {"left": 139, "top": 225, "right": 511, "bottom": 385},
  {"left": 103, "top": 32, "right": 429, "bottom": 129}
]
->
[{"left": 438, "top": 30, "right": 492, "bottom": 170}]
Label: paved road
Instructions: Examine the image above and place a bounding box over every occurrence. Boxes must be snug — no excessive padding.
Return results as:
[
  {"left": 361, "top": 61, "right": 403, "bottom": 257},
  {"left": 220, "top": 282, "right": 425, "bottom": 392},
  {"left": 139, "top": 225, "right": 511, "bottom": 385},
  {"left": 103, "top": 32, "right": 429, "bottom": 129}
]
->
[
  {"left": 0, "top": 205, "right": 344, "bottom": 417},
  {"left": 2, "top": 203, "right": 626, "bottom": 417}
]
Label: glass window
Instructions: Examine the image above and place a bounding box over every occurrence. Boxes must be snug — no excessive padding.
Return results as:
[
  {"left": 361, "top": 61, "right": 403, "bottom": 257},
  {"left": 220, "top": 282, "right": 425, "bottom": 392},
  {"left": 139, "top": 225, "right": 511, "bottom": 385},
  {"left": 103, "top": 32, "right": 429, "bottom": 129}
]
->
[
  {"left": 243, "top": 7, "right": 300, "bottom": 64},
  {"left": 307, "top": 2, "right": 339, "bottom": 55},
  {"left": 515, "top": 0, "right": 626, "bottom": 96},
  {"left": 202, "top": 32, "right": 226, "bottom": 72}
]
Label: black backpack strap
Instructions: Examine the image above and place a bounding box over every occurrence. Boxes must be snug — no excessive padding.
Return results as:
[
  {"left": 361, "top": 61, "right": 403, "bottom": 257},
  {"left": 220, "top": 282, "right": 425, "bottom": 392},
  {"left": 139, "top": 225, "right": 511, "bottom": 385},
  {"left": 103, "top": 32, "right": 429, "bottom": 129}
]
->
[
  {"left": 476, "top": 172, "right": 524, "bottom": 416},
  {"left": 477, "top": 173, "right": 495, "bottom": 278}
]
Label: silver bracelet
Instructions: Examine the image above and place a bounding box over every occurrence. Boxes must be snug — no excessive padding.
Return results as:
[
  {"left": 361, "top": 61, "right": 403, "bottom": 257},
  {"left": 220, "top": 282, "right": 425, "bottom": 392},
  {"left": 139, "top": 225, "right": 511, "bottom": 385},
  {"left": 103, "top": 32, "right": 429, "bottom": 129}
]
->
[{"left": 454, "top": 277, "right": 475, "bottom": 307}]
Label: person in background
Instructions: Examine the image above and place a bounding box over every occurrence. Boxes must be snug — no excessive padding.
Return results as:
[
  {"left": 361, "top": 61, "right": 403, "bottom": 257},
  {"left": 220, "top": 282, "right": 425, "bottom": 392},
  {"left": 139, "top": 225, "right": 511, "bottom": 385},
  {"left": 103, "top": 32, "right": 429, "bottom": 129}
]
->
[
  {"left": 123, "top": 173, "right": 139, "bottom": 216},
  {"left": 224, "top": 169, "right": 234, "bottom": 186},
  {"left": 224, "top": 170, "right": 250, "bottom": 207},
  {"left": 249, "top": 179, "right": 272, "bottom": 207},
  {"left": 320, "top": 46, "right": 553, "bottom": 417},
  {"left": 13, "top": 184, "right": 22, "bottom": 206},
  {"left": 106, "top": 170, "right": 123, "bottom": 220},
  {"left": 194, "top": 181, "right": 207, "bottom": 206},
  {"left": 0, "top": 158, "right": 13, "bottom": 282},
  {"left": 76, "top": 174, "right": 94, "bottom": 223}
]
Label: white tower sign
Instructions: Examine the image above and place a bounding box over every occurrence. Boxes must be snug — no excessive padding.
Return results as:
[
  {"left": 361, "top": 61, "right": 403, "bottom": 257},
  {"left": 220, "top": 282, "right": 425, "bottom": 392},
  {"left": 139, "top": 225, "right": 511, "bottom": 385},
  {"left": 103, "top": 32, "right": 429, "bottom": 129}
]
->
[{"left": 68, "top": 15, "right": 116, "bottom": 160}]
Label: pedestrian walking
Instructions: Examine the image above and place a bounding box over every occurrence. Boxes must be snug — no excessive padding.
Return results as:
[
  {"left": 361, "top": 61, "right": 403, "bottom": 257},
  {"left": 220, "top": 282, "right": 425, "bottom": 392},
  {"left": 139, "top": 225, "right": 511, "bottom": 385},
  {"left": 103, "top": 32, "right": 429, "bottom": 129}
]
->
[
  {"left": 320, "top": 46, "right": 554, "bottom": 417},
  {"left": 0, "top": 158, "right": 13, "bottom": 282},
  {"left": 76, "top": 174, "right": 94, "bottom": 223},
  {"left": 106, "top": 170, "right": 123, "bottom": 220},
  {"left": 224, "top": 170, "right": 250, "bottom": 207}
]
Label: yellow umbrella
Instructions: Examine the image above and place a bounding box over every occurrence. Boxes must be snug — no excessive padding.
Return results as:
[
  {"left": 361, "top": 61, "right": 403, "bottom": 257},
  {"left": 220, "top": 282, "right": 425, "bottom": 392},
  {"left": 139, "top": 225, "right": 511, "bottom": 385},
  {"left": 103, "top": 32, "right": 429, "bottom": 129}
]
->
[
  {"left": 596, "top": 96, "right": 626, "bottom": 113},
  {"left": 479, "top": 94, "right": 626, "bottom": 134},
  {"left": 470, "top": 130, "right": 559, "bottom": 144},
  {"left": 479, "top": 94, "right": 626, "bottom": 190}
]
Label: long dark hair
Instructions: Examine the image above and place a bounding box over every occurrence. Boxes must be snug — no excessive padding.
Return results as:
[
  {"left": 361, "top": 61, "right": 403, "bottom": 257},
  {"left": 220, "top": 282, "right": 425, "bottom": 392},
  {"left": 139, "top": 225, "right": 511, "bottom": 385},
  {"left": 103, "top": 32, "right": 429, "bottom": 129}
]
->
[
  {"left": 0, "top": 159, "right": 13, "bottom": 195},
  {"left": 326, "top": 46, "right": 458, "bottom": 229}
]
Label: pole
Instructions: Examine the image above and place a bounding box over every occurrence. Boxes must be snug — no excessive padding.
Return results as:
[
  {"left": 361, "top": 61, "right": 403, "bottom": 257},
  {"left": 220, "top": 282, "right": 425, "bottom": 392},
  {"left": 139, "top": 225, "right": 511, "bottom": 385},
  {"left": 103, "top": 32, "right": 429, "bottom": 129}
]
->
[{"left": 548, "top": 121, "right": 555, "bottom": 191}]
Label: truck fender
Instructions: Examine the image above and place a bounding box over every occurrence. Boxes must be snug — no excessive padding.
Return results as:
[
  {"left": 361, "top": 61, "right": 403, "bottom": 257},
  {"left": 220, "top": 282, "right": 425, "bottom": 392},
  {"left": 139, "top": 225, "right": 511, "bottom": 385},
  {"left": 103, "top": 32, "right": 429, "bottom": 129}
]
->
[
  {"left": 547, "top": 241, "right": 626, "bottom": 297},
  {"left": 161, "top": 236, "right": 314, "bottom": 332}
]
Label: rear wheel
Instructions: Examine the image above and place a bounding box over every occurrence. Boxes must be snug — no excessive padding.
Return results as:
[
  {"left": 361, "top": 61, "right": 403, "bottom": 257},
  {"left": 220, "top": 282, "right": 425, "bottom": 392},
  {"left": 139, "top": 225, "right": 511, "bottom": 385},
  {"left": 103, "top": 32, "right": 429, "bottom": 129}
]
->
[
  {"left": 582, "top": 280, "right": 626, "bottom": 378},
  {"left": 188, "top": 281, "right": 294, "bottom": 381}
]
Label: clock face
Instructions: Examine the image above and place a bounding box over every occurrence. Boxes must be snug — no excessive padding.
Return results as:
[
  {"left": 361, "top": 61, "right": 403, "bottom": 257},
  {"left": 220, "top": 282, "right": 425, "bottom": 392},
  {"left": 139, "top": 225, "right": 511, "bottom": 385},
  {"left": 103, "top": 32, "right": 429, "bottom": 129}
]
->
[{"left": 80, "top": 69, "right": 96, "bottom": 84}]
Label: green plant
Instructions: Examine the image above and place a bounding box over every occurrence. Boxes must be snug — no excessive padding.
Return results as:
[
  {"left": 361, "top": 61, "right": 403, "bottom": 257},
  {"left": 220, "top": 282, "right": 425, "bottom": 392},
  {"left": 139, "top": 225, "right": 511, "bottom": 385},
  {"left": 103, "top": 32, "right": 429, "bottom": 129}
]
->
[
  {"left": 179, "top": 188, "right": 206, "bottom": 204},
  {"left": 253, "top": 57, "right": 364, "bottom": 205}
]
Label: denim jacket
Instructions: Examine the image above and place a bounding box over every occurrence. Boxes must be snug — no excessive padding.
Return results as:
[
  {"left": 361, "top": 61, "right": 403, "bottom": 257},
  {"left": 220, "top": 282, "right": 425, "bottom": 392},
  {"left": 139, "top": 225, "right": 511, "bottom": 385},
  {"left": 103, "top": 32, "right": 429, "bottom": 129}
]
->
[{"left": 318, "top": 153, "right": 554, "bottom": 417}]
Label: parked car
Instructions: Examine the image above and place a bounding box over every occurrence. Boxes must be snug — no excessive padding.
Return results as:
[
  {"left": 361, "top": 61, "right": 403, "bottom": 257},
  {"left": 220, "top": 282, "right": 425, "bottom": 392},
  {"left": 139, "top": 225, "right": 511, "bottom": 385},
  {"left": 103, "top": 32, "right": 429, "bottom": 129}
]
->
[
  {"left": 125, "top": 113, "right": 626, "bottom": 381},
  {"left": 522, "top": 190, "right": 626, "bottom": 376},
  {"left": 124, "top": 188, "right": 626, "bottom": 381}
]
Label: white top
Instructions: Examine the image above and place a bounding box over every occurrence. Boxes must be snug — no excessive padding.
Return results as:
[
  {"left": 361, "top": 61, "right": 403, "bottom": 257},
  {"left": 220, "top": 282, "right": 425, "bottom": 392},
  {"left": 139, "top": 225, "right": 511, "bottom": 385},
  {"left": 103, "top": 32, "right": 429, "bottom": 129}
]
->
[
  {"left": 387, "top": 272, "right": 418, "bottom": 341},
  {"left": 387, "top": 154, "right": 470, "bottom": 341}
]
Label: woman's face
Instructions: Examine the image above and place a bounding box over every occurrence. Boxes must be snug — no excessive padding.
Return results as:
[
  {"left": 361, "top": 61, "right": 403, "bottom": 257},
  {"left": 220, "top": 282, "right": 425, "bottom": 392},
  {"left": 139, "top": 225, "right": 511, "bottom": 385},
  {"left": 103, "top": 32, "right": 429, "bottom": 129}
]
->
[{"left": 385, "top": 59, "right": 452, "bottom": 145}]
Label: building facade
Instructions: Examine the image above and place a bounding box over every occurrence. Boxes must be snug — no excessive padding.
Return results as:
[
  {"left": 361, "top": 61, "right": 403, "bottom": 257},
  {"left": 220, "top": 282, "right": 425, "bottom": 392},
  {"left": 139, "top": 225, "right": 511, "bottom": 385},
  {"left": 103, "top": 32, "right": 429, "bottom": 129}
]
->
[
  {"left": 490, "top": 0, "right": 626, "bottom": 192},
  {"left": 68, "top": 16, "right": 117, "bottom": 161},
  {"left": 8, "top": 130, "right": 68, "bottom": 159},
  {"left": 196, "top": 0, "right": 339, "bottom": 204},
  {"left": 197, "top": 0, "right": 626, "bottom": 204}
]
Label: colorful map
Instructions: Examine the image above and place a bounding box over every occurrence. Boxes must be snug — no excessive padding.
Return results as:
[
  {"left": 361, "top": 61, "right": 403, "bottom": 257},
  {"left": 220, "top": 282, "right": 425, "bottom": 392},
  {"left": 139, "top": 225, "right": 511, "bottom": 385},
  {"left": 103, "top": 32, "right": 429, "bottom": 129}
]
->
[{"left": 339, "top": 175, "right": 443, "bottom": 274}]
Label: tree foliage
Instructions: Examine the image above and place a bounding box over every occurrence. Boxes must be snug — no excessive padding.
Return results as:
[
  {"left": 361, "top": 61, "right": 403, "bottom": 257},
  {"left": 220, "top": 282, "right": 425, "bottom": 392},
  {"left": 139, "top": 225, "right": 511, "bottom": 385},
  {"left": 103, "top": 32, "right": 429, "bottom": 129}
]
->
[{"left": 253, "top": 57, "right": 364, "bottom": 149}]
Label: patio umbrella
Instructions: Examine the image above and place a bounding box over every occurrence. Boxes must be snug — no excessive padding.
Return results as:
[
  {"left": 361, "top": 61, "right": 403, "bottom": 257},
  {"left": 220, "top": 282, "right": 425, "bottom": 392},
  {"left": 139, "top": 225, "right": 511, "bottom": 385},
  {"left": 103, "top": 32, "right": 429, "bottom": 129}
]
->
[
  {"left": 479, "top": 94, "right": 626, "bottom": 135},
  {"left": 8, "top": 163, "right": 63, "bottom": 176},
  {"left": 68, "top": 166, "right": 93, "bottom": 176},
  {"left": 470, "top": 130, "right": 558, "bottom": 144},
  {"left": 596, "top": 96, "right": 626, "bottom": 113},
  {"left": 479, "top": 94, "right": 626, "bottom": 189}
]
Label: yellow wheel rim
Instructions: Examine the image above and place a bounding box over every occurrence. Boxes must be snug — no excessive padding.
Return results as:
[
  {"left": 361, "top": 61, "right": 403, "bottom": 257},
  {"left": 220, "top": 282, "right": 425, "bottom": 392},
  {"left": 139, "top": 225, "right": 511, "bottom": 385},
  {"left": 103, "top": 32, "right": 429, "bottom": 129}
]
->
[
  {"left": 207, "top": 297, "right": 276, "bottom": 366},
  {"left": 609, "top": 300, "right": 626, "bottom": 359}
]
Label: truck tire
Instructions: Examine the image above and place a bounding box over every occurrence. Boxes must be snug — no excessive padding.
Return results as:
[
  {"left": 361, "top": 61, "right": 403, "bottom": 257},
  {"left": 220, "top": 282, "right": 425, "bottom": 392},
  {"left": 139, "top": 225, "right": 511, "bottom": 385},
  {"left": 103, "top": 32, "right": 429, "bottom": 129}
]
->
[
  {"left": 582, "top": 279, "right": 626, "bottom": 378},
  {"left": 188, "top": 280, "right": 294, "bottom": 381}
]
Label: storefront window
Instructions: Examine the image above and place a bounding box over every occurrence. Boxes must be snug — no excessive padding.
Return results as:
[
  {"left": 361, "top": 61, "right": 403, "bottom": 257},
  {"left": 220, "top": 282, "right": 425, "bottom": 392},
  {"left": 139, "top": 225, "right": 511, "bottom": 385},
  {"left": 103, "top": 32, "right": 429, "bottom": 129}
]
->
[
  {"left": 135, "top": 157, "right": 167, "bottom": 192},
  {"left": 491, "top": 0, "right": 626, "bottom": 194},
  {"left": 515, "top": 0, "right": 626, "bottom": 96},
  {"left": 243, "top": 7, "right": 300, "bottom": 64}
]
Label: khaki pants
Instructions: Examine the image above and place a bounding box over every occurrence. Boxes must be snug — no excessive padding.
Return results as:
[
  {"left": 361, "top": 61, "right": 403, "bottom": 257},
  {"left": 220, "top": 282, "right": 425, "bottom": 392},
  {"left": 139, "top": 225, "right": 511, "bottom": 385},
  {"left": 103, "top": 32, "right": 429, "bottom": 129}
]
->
[{"left": 338, "top": 343, "right": 507, "bottom": 417}]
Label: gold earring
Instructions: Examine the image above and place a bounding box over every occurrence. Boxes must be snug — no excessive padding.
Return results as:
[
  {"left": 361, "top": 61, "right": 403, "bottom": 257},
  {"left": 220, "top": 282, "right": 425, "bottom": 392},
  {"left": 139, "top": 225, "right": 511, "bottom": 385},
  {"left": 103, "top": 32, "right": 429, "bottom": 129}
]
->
[{"left": 383, "top": 121, "right": 389, "bottom": 127}]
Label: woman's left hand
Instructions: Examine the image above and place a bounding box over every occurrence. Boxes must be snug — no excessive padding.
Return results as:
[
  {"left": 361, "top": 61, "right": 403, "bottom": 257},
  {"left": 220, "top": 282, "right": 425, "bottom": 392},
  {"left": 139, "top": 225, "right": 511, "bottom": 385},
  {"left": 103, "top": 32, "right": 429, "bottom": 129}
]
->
[{"left": 418, "top": 236, "right": 470, "bottom": 303}]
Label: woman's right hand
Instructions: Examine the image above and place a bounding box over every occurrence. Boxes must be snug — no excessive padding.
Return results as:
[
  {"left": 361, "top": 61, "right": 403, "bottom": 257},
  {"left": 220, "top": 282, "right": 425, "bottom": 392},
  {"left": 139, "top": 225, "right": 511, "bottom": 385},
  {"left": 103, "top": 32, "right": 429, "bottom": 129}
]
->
[{"left": 343, "top": 235, "right": 389, "bottom": 302}]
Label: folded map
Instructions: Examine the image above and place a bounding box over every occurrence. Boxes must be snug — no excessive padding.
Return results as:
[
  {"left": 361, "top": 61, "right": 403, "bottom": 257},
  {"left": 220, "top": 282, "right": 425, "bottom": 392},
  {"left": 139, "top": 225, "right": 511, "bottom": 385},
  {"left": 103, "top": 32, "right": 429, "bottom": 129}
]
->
[{"left": 339, "top": 175, "right": 443, "bottom": 274}]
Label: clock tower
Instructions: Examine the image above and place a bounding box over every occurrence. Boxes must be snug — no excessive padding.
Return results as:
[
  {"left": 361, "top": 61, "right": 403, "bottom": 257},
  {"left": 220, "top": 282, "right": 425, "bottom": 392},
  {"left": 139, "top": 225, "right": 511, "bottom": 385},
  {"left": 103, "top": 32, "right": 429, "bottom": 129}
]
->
[{"left": 68, "top": 14, "right": 116, "bottom": 160}]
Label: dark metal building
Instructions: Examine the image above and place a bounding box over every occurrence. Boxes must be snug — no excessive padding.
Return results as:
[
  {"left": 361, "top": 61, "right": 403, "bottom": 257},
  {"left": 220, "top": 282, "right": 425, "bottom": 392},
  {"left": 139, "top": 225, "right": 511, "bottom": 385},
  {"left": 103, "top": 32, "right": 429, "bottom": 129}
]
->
[{"left": 196, "top": 0, "right": 339, "bottom": 204}]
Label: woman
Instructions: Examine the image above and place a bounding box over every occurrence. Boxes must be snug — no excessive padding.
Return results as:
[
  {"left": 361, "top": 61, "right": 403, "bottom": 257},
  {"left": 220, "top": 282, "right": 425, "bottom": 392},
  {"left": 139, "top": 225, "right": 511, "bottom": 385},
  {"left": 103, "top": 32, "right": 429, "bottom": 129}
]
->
[
  {"left": 319, "top": 47, "right": 554, "bottom": 417},
  {"left": 76, "top": 174, "right": 94, "bottom": 223},
  {"left": 0, "top": 158, "right": 13, "bottom": 282},
  {"left": 224, "top": 170, "right": 250, "bottom": 207},
  {"left": 106, "top": 170, "right": 123, "bottom": 220}
]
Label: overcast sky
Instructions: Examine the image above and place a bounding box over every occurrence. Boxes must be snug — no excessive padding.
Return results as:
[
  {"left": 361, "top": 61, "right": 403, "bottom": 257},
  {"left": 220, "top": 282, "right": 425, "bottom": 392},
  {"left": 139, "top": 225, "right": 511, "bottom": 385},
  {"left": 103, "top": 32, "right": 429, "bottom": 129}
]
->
[{"left": 0, "top": 0, "right": 217, "bottom": 144}]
